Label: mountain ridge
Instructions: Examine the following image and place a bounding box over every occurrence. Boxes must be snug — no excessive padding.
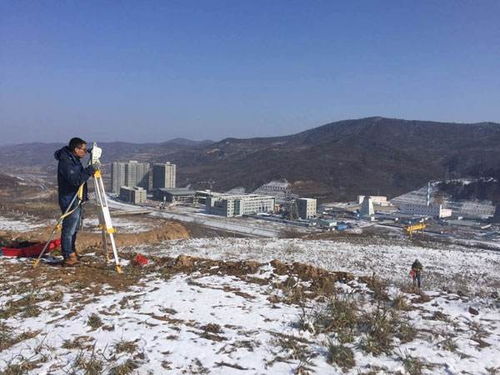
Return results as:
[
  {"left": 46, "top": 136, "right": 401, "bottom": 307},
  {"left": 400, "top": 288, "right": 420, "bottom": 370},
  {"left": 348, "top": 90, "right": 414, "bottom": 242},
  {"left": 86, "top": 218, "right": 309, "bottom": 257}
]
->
[{"left": 1, "top": 117, "right": 499, "bottom": 201}]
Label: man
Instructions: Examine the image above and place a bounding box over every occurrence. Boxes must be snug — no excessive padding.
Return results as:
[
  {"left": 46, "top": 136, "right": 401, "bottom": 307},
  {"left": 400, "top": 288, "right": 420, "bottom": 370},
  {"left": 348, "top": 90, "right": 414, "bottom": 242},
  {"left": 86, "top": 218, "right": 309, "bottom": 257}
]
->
[
  {"left": 54, "top": 138, "right": 96, "bottom": 266},
  {"left": 411, "top": 259, "right": 423, "bottom": 289}
]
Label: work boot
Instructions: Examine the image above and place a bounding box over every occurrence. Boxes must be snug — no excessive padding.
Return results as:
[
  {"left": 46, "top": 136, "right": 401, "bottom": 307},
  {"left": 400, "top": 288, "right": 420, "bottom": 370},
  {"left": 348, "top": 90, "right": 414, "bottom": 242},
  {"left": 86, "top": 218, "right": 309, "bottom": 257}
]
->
[{"left": 63, "top": 253, "right": 79, "bottom": 267}]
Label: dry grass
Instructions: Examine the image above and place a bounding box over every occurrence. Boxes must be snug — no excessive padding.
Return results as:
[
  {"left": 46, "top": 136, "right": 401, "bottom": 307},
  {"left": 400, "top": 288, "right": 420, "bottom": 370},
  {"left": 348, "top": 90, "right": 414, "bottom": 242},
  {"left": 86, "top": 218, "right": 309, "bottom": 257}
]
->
[
  {"left": 396, "top": 321, "right": 418, "bottom": 344},
  {"left": 109, "top": 359, "right": 139, "bottom": 375},
  {"left": 114, "top": 339, "right": 139, "bottom": 354},
  {"left": 400, "top": 352, "right": 428, "bottom": 375},
  {"left": 87, "top": 313, "right": 103, "bottom": 330},
  {"left": 0, "top": 325, "right": 41, "bottom": 352},
  {"left": 361, "top": 273, "right": 389, "bottom": 301},
  {"left": 470, "top": 321, "right": 491, "bottom": 348},
  {"left": 269, "top": 332, "right": 315, "bottom": 371},
  {"left": 72, "top": 346, "right": 104, "bottom": 375},
  {"left": 438, "top": 336, "right": 458, "bottom": 352},
  {"left": 429, "top": 310, "right": 450, "bottom": 322},
  {"left": 200, "top": 323, "right": 222, "bottom": 334},
  {"left": 0, "top": 293, "right": 41, "bottom": 319},
  {"left": 304, "top": 295, "right": 359, "bottom": 343},
  {"left": 391, "top": 293, "right": 412, "bottom": 311},
  {"left": 358, "top": 307, "right": 399, "bottom": 355},
  {"left": 0, "top": 357, "right": 43, "bottom": 375},
  {"left": 327, "top": 341, "right": 355, "bottom": 371},
  {"left": 62, "top": 336, "right": 95, "bottom": 350}
]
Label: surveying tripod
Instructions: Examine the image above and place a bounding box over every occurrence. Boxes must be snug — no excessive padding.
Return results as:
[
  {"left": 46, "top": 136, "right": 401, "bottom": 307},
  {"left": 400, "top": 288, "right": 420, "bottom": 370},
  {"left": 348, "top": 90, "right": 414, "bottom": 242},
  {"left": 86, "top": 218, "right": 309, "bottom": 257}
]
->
[{"left": 34, "top": 143, "right": 123, "bottom": 273}]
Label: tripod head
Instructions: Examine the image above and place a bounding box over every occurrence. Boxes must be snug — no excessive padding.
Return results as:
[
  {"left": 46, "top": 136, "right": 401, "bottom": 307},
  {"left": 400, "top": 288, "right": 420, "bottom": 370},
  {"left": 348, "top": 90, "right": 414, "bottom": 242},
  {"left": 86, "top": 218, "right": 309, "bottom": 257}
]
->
[{"left": 88, "top": 142, "right": 102, "bottom": 168}]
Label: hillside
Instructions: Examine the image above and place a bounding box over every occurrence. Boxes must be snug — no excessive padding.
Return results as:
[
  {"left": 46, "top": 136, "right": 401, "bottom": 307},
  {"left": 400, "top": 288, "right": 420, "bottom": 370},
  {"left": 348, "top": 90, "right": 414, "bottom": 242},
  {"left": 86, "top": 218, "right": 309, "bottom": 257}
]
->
[
  {"left": 1, "top": 117, "right": 499, "bottom": 201},
  {"left": 170, "top": 117, "right": 500, "bottom": 200},
  {"left": 1, "top": 238, "right": 499, "bottom": 374}
]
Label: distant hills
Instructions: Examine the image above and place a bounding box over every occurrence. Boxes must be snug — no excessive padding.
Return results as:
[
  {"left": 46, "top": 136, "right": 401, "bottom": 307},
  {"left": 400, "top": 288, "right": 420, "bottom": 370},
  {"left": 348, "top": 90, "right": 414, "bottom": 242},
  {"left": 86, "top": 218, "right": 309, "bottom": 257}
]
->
[{"left": 1, "top": 117, "right": 499, "bottom": 201}]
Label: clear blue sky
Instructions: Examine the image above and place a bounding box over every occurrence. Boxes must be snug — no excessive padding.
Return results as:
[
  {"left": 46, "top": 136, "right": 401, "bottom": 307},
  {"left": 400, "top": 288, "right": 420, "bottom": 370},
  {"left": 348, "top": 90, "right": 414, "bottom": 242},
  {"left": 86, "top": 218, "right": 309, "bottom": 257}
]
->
[{"left": 1, "top": 1, "right": 499, "bottom": 144}]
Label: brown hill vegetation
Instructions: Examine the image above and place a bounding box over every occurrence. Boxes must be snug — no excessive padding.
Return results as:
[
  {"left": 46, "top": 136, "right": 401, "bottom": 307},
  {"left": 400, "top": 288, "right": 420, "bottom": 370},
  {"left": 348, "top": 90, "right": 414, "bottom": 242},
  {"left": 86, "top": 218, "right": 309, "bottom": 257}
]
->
[{"left": 2, "top": 117, "right": 499, "bottom": 201}]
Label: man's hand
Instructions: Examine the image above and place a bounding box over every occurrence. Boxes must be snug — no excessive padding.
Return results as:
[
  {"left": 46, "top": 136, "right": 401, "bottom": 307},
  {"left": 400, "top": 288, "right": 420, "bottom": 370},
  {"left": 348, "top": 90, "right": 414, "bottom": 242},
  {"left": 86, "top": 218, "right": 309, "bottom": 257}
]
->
[{"left": 85, "top": 164, "right": 98, "bottom": 175}]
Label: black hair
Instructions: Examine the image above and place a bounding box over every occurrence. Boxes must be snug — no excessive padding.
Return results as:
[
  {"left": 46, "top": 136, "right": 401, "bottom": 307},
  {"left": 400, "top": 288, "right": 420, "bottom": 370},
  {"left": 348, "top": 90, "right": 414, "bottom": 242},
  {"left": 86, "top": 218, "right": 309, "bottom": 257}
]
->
[{"left": 68, "top": 137, "right": 87, "bottom": 151}]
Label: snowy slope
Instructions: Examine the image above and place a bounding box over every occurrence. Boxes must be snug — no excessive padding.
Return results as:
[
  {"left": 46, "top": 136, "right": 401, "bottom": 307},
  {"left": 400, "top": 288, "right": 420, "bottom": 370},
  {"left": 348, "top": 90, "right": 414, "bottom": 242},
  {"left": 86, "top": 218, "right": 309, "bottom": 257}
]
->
[{"left": 1, "top": 238, "right": 499, "bottom": 374}]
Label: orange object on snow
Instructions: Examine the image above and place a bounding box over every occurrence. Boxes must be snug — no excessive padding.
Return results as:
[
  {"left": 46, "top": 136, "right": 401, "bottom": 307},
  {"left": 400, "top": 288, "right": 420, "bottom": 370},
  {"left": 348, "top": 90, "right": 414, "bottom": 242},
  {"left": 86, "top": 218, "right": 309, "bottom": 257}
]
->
[{"left": 1, "top": 239, "right": 61, "bottom": 258}]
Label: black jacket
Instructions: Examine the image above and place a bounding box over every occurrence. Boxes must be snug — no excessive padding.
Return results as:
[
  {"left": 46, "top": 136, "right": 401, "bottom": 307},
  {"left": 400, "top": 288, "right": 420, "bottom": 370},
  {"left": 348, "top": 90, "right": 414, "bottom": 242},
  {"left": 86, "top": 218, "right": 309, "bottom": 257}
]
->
[
  {"left": 411, "top": 260, "right": 423, "bottom": 273},
  {"left": 54, "top": 146, "right": 94, "bottom": 211}
]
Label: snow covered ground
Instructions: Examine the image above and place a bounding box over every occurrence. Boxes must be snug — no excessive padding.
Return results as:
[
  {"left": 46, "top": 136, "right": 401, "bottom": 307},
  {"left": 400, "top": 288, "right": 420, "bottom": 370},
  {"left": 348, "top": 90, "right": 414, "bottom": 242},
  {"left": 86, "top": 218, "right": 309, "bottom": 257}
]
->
[
  {"left": 83, "top": 217, "right": 156, "bottom": 234},
  {"left": 0, "top": 215, "right": 45, "bottom": 232},
  {"left": 1, "top": 229, "right": 500, "bottom": 374},
  {"left": 135, "top": 238, "right": 500, "bottom": 296},
  {"left": 0, "top": 215, "right": 157, "bottom": 235}
]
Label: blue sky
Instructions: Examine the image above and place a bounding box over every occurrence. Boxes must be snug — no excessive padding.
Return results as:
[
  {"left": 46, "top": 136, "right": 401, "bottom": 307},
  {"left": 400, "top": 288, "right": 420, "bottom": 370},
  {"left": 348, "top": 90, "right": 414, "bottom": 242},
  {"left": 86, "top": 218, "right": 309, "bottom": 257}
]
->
[{"left": 1, "top": 1, "right": 499, "bottom": 144}]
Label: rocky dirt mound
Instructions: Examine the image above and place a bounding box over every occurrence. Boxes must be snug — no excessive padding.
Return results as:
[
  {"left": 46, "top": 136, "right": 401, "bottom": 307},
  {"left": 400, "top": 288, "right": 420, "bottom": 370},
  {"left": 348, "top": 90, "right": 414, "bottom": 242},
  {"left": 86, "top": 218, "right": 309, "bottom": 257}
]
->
[{"left": 1, "top": 219, "right": 190, "bottom": 251}]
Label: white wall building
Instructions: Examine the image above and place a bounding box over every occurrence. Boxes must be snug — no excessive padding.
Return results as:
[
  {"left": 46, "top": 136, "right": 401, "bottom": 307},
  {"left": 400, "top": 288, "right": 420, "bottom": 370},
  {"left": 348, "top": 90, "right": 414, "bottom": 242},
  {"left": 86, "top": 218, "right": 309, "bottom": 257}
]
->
[
  {"left": 398, "top": 203, "right": 452, "bottom": 218},
  {"left": 206, "top": 194, "right": 275, "bottom": 217},
  {"left": 119, "top": 186, "right": 147, "bottom": 204},
  {"left": 296, "top": 198, "right": 317, "bottom": 219},
  {"left": 253, "top": 180, "right": 297, "bottom": 204},
  {"left": 358, "top": 195, "right": 389, "bottom": 206}
]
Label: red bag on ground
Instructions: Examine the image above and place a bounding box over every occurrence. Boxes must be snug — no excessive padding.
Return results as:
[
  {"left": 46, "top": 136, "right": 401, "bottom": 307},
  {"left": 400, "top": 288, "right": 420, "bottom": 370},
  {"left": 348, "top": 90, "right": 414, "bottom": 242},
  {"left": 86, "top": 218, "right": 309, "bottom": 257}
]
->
[
  {"left": 133, "top": 253, "right": 149, "bottom": 266},
  {"left": 1, "top": 239, "right": 61, "bottom": 258}
]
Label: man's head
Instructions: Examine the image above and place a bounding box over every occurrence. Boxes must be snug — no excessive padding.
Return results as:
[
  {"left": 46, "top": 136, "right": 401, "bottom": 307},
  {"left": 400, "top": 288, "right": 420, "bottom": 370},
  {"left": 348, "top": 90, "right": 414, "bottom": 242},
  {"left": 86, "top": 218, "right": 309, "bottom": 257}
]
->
[{"left": 69, "top": 137, "right": 87, "bottom": 159}]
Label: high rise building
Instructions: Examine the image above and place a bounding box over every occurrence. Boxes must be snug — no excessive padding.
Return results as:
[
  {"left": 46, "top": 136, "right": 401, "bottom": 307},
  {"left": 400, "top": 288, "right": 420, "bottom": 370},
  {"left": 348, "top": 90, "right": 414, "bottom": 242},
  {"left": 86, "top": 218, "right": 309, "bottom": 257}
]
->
[
  {"left": 111, "top": 162, "right": 126, "bottom": 194},
  {"left": 111, "top": 160, "right": 150, "bottom": 194},
  {"left": 152, "top": 162, "right": 176, "bottom": 189}
]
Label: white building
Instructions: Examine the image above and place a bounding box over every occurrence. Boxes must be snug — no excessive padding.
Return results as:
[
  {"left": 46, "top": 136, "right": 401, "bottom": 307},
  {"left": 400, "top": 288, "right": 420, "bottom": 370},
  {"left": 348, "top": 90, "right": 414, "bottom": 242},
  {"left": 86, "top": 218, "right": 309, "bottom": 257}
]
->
[
  {"left": 119, "top": 186, "right": 147, "bottom": 204},
  {"left": 206, "top": 194, "right": 275, "bottom": 217},
  {"left": 358, "top": 195, "right": 389, "bottom": 206},
  {"left": 398, "top": 203, "right": 452, "bottom": 218},
  {"left": 391, "top": 181, "right": 495, "bottom": 219},
  {"left": 296, "top": 198, "right": 317, "bottom": 219},
  {"left": 253, "top": 180, "right": 297, "bottom": 204}
]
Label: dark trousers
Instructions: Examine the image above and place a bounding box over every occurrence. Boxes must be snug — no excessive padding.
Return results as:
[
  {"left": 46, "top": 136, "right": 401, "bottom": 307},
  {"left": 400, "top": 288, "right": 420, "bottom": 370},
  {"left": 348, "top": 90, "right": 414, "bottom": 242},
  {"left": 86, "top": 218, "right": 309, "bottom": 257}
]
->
[
  {"left": 412, "top": 272, "right": 422, "bottom": 288},
  {"left": 61, "top": 205, "right": 81, "bottom": 259}
]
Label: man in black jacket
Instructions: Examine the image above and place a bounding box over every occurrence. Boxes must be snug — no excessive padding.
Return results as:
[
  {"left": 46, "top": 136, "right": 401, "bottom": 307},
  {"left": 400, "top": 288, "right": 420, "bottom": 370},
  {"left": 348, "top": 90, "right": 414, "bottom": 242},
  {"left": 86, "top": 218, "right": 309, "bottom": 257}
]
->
[{"left": 54, "top": 138, "right": 96, "bottom": 266}]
